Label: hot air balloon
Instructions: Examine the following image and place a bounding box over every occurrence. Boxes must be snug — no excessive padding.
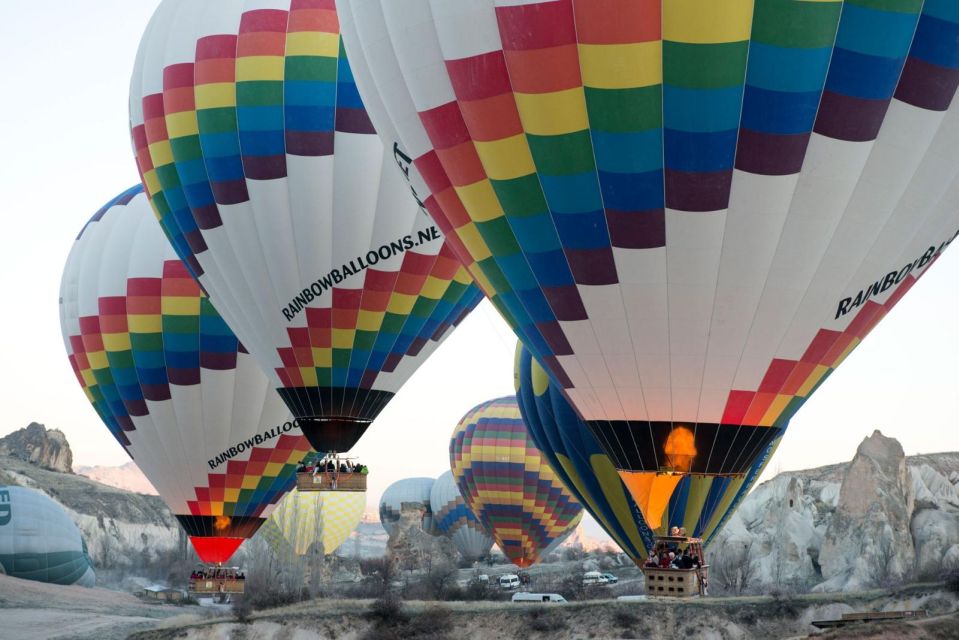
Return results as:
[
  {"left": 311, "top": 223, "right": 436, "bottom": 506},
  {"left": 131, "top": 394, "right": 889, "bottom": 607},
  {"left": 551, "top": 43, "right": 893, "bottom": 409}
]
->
[
  {"left": 430, "top": 470, "right": 493, "bottom": 562},
  {"left": 128, "top": 0, "right": 483, "bottom": 455},
  {"left": 378, "top": 477, "right": 435, "bottom": 536},
  {"left": 516, "top": 343, "right": 777, "bottom": 558},
  {"left": 59, "top": 186, "right": 313, "bottom": 565},
  {"left": 340, "top": 0, "right": 959, "bottom": 527},
  {"left": 0, "top": 487, "right": 96, "bottom": 587},
  {"left": 450, "top": 397, "right": 583, "bottom": 568},
  {"left": 259, "top": 488, "right": 365, "bottom": 557}
]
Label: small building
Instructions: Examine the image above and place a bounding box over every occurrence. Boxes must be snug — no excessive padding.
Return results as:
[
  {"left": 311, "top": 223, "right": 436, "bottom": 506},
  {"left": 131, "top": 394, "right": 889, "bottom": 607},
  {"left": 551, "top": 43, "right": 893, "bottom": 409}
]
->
[{"left": 135, "top": 584, "right": 187, "bottom": 603}]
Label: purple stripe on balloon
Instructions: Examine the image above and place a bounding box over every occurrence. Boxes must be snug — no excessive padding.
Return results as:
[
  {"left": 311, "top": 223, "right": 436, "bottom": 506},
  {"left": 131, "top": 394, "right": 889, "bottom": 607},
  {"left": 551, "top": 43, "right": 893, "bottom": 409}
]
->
[
  {"left": 167, "top": 368, "right": 201, "bottom": 386},
  {"left": 735, "top": 129, "right": 812, "bottom": 176},
  {"left": 142, "top": 384, "right": 172, "bottom": 401},
  {"left": 665, "top": 169, "right": 733, "bottom": 212},
  {"left": 185, "top": 229, "right": 208, "bottom": 256},
  {"left": 606, "top": 208, "right": 665, "bottom": 249},
  {"left": 117, "top": 432, "right": 132, "bottom": 447},
  {"left": 123, "top": 399, "right": 148, "bottom": 418},
  {"left": 542, "top": 285, "right": 587, "bottom": 322},
  {"left": 241, "top": 155, "right": 288, "bottom": 180},
  {"left": 813, "top": 91, "right": 890, "bottom": 142},
  {"left": 335, "top": 108, "right": 376, "bottom": 134},
  {"left": 408, "top": 336, "right": 428, "bottom": 356},
  {"left": 211, "top": 179, "right": 250, "bottom": 205},
  {"left": 536, "top": 321, "right": 573, "bottom": 357},
  {"left": 185, "top": 254, "right": 204, "bottom": 278},
  {"left": 384, "top": 352, "right": 403, "bottom": 372},
  {"left": 193, "top": 204, "right": 223, "bottom": 230},
  {"left": 565, "top": 247, "right": 618, "bottom": 285},
  {"left": 360, "top": 370, "right": 378, "bottom": 388},
  {"left": 895, "top": 57, "right": 959, "bottom": 111},
  {"left": 200, "top": 351, "right": 238, "bottom": 370},
  {"left": 286, "top": 130, "right": 334, "bottom": 156},
  {"left": 238, "top": 342, "right": 249, "bottom": 354}
]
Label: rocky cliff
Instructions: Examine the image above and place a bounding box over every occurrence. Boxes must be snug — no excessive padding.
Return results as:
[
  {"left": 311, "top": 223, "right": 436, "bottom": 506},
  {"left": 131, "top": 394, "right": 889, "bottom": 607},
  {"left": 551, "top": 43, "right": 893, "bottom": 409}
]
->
[
  {"left": 0, "top": 424, "right": 182, "bottom": 574},
  {"left": 0, "top": 422, "right": 73, "bottom": 472},
  {"left": 713, "top": 430, "right": 959, "bottom": 592}
]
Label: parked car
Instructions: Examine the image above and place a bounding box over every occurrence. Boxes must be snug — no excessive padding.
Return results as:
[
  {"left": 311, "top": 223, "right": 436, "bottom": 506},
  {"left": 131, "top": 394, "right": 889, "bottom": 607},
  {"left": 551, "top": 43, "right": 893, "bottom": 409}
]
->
[
  {"left": 582, "top": 571, "right": 610, "bottom": 586},
  {"left": 602, "top": 573, "right": 619, "bottom": 584},
  {"left": 499, "top": 574, "right": 521, "bottom": 590},
  {"left": 512, "top": 592, "right": 567, "bottom": 603}
]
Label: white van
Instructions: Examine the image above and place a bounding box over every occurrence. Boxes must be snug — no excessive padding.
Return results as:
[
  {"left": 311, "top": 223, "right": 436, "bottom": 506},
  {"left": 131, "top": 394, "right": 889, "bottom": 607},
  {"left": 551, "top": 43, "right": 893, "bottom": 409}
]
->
[
  {"left": 582, "top": 571, "right": 610, "bottom": 586},
  {"left": 512, "top": 592, "right": 567, "bottom": 603},
  {"left": 499, "top": 574, "right": 521, "bottom": 590}
]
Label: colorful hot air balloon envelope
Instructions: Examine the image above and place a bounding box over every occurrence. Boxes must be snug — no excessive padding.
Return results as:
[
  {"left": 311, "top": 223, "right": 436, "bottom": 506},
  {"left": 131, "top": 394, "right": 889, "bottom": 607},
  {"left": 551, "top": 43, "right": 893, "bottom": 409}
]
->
[
  {"left": 378, "top": 477, "right": 436, "bottom": 536},
  {"left": 0, "top": 487, "right": 96, "bottom": 587},
  {"left": 450, "top": 397, "right": 583, "bottom": 568},
  {"left": 516, "top": 343, "right": 778, "bottom": 559},
  {"left": 430, "top": 470, "right": 493, "bottom": 562},
  {"left": 129, "top": 0, "right": 483, "bottom": 454},
  {"left": 259, "top": 488, "right": 365, "bottom": 556},
  {"left": 59, "top": 186, "right": 312, "bottom": 564},
  {"left": 340, "top": 0, "right": 959, "bottom": 525}
]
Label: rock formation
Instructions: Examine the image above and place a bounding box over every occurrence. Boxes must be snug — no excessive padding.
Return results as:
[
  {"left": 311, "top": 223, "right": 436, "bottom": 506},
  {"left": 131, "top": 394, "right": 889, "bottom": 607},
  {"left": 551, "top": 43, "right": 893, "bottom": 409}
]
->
[
  {"left": 387, "top": 503, "right": 454, "bottom": 573},
  {"left": 815, "top": 431, "right": 915, "bottom": 591},
  {"left": 0, "top": 423, "right": 73, "bottom": 473},
  {"left": 714, "top": 431, "right": 959, "bottom": 593}
]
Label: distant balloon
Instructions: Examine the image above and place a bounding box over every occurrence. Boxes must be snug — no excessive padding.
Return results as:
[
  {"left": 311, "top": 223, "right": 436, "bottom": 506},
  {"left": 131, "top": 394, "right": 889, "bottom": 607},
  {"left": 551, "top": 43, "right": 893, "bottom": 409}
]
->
[
  {"left": 516, "top": 343, "right": 778, "bottom": 555},
  {"left": 450, "top": 397, "right": 582, "bottom": 568},
  {"left": 259, "top": 488, "right": 365, "bottom": 557},
  {"left": 59, "top": 186, "right": 312, "bottom": 564},
  {"left": 0, "top": 487, "right": 95, "bottom": 587},
  {"left": 430, "top": 470, "right": 493, "bottom": 562},
  {"left": 340, "top": 0, "right": 959, "bottom": 529},
  {"left": 129, "top": 0, "right": 483, "bottom": 454},
  {"left": 379, "top": 477, "right": 436, "bottom": 537}
]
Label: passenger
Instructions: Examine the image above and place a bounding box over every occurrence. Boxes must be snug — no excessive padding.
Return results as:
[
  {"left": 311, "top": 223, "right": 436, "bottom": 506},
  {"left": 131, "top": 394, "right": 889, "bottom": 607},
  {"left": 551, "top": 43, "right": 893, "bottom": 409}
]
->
[
  {"left": 680, "top": 550, "right": 694, "bottom": 569},
  {"left": 645, "top": 555, "right": 658, "bottom": 568},
  {"left": 339, "top": 461, "right": 348, "bottom": 473},
  {"left": 296, "top": 462, "right": 306, "bottom": 473},
  {"left": 659, "top": 552, "right": 671, "bottom": 569},
  {"left": 326, "top": 459, "right": 336, "bottom": 472}
]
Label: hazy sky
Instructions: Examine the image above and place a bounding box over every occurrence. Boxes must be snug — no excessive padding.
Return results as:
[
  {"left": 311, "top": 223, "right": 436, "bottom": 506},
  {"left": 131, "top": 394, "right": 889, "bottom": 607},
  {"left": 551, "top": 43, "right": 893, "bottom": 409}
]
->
[{"left": 2, "top": 2, "right": 959, "bottom": 543}]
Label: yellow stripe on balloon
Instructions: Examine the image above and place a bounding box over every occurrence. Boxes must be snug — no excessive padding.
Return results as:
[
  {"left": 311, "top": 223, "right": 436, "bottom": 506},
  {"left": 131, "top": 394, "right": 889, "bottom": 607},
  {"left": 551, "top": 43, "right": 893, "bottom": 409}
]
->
[
  {"left": 128, "top": 314, "right": 161, "bottom": 333},
  {"left": 286, "top": 31, "right": 339, "bottom": 58},
  {"left": 579, "top": 42, "right": 662, "bottom": 89},
  {"left": 161, "top": 296, "right": 201, "bottom": 316},
  {"left": 473, "top": 135, "right": 536, "bottom": 181},
  {"left": 147, "top": 141, "right": 174, "bottom": 168},
  {"left": 236, "top": 56, "right": 285, "bottom": 81},
  {"left": 663, "top": 0, "right": 754, "bottom": 43},
  {"left": 513, "top": 88, "right": 589, "bottom": 136},
  {"left": 454, "top": 181, "right": 505, "bottom": 222},
  {"left": 165, "top": 111, "right": 199, "bottom": 139},
  {"left": 195, "top": 83, "right": 236, "bottom": 109},
  {"left": 102, "top": 333, "right": 132, "bottom": 351}
]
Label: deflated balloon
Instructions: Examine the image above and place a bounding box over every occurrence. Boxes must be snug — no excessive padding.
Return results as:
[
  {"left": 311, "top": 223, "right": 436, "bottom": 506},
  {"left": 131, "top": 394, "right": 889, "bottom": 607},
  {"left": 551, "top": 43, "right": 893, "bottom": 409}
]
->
[
  {"left": 430, "top": 470, "right": 493, "bottom": 562},
  {"left": 450, "top": 397, "right": 582, "bottom": 568},
  {"left": 129, "top": 0, "right": 482, "bottom": 454},
  {"left": 340, "top": 0, "right": 959, "bottom": 524},
  {"left": 60, "top": 186, "right": 312, "bottom": 564}
]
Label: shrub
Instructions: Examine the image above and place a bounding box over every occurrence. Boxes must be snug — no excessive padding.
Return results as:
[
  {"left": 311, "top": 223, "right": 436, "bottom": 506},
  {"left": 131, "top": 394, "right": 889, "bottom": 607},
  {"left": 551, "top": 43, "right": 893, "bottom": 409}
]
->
[
  {"left": 232, "top": 596, "right": 252, "bottom": 623},
  {"left": 944, "top": 568, "right": 959, "bottom": 594},
  {"left": 366, "top": 593, "right": 408, "bottom": 626},
  {"left": 528, "top": 608, "right": 567, "bottom": 633}
]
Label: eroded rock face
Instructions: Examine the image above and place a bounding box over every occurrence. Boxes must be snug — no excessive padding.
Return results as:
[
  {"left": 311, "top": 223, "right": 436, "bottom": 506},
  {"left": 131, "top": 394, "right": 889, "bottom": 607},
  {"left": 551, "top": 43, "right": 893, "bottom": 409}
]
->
[
  {"left": 387, "top": 503, "right": 453, "bottom": 572},
  {"left": 815, "top": 431, "right": 914, "bottom": 592},
  {"left": 912, "top": 509, "right": 959, "bottom": 579},
  {"left": 0, "top": 423, "right": 73, "bottom": 473}
]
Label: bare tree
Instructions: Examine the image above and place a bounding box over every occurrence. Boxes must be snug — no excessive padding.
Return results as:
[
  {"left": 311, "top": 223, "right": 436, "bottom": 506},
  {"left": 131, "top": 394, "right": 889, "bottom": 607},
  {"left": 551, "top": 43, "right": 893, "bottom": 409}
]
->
[
  {"left": 711, "top": 540, "right": 758, "bottom": 595},
  {"left": 868, "top": 527, "right": 900, "bottom": 588}
]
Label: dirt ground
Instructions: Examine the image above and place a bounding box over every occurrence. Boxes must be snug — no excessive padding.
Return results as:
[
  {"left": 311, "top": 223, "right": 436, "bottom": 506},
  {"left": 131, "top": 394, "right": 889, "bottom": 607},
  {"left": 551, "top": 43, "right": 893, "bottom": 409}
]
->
[
  {"left": 0, "top": 574, "right": 205, "bottom": 640},
  {"left": 126, "top": 585, "right": 959, "bottom": 640}
]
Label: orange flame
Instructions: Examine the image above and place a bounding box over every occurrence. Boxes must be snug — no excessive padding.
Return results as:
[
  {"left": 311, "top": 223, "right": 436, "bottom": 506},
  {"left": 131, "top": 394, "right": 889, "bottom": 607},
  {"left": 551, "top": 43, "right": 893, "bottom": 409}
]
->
[
  {"left": 213, "top": 516, "right": 232, "bottom": 532},
  {"left": 663, "top": 426, "right": 697, "bottom": 472}
]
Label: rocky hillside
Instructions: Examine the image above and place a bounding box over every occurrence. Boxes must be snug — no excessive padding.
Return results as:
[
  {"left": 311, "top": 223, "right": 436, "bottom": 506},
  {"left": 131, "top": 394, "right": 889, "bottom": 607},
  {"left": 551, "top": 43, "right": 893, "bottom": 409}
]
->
[
  {"left": 76, "top": 461, "right": 158, "bottom": 496},
  {"left": 713, "top": 430, "right": 959, "bottom": 592},
  {"left": 0, "top": 424, "right": 182, "bottom": 573}
]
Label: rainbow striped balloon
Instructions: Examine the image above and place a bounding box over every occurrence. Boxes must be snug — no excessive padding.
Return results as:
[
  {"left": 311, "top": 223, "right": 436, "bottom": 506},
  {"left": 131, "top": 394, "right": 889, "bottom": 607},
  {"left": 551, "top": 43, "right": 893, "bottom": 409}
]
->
[
  {"left": 129, "top": 0, "right": 482, "bottom": 454},
  {"left": 341, "top": 0, "right": 959, "bottom": 527},
  {"left": 60, "top": 186, "right": 312, "bottom": 564},
  {"left": 450, "top": 397, "right": 582, "bottom": 568}
]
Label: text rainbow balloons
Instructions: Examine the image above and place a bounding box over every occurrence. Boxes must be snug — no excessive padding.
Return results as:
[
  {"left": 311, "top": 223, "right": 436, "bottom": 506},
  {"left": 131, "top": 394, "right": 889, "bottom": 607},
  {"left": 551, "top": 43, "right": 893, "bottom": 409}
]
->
[
  {"left": 450, "top": 397, "right": 582, "bottom": 568},
  {"left": 340, "top": 0, "right": 959, "bottom": 522},
  {"left": 60, "top": 186, "right": 312, "bottom": 564},
  {"left": 129, "top": 0, "right": 483, "bottom": 453}
]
